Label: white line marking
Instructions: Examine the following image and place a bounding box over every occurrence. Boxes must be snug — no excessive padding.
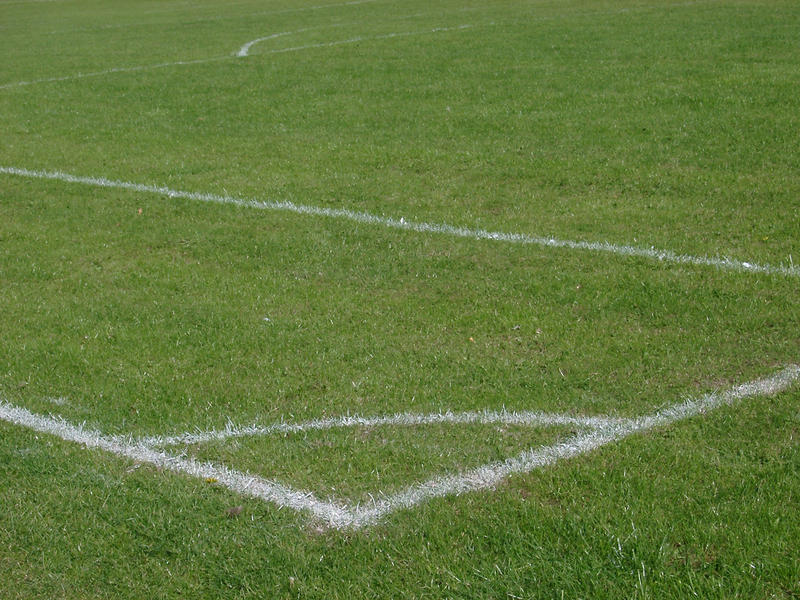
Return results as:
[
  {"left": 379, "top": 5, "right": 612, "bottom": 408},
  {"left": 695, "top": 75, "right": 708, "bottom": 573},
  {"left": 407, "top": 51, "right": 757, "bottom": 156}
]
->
[
  {"left": 0, "top": 56, "right": 231, "bottom": 90},
  {"left": 0, "top": 24, "right": 474, "bottom": 89},
  {"left": 236, "top": 31, "right": 299, "bottom": 57},
  {"left": 0, "top": 401, "right": 352, "bottom": 526},
  {"left": 1, "top": 366, "right": 798, "bottom": 528},
  {"left": 136, "top": 409, "right": 628, "bottom": 448},
  {"left": 234, "top": 23, "right": 357, "bottom": 58},
  {"left": 2, "top": 165, "right": 797, "bottom": 278},
  {"left": 351, "top": 364, "right": 800, "bottom": 527}
]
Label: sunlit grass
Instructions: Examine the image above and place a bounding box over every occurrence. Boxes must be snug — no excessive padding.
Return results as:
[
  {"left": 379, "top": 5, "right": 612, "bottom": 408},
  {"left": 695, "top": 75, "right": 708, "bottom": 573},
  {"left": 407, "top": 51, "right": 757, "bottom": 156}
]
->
[{"left": 1, "top": 0, "right": 799, "bottom": 597}]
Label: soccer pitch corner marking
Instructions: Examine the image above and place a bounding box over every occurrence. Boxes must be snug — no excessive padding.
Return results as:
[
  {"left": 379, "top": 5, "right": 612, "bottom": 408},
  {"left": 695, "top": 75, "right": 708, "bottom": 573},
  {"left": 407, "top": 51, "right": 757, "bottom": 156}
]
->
[
  {"left": 1, "top": 366, "right": 798, "bottom": 529},
  {"left": 2, "top": 164, "right": 799, "bottom": 279}
]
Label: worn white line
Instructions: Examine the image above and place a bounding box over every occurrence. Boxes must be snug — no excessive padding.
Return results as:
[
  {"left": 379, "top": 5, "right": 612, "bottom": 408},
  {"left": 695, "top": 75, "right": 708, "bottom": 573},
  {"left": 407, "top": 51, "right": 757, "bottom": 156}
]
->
[
  {"left": 1, "top": 366, "right": 798, "bottom": 528},
  {"left": 234, "top": 22, "right": 355, "bottom": 58},
  {"left": 2, "top": 165, "right": 798, "bottom": 278},
  {"left": 236, "top": 30, "right": 299, "bottom": 57},
  {"left": 0, "top": 56, "right": 231, "bottom": 90},
  {"left": 1, "top": 24, "right": 474, "bottom": 89},
  {"left": 136, "top": 409, "right": 627, "bottom": 448},
  {"left": 348, "top": 365, "right": 800, "bottom": 527}
]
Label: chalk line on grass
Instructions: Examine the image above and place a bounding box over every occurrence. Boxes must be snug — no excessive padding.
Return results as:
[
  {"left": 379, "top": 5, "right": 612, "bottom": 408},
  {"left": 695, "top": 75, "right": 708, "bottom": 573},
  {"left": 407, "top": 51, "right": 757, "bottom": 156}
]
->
[
  {"left": 236, "top": 30, "right": 301, "bottom": 57},
  {"left": 2, "top": 366, "right": 798, "bottom": 528},
  {"left": 252, "top": 24, "right": 474, "bottom": 57},
  {"left": 46, "top": 0, "right": 385, "bottom": 35},
  {"left": 0, "top": 56, "right": 232, "bottom": 90},
  {"left": 0, "top": 401, "right": 353, "bottom": 526},
  {"left": 350, "top": 364, "right": 800, "bottom": 527},
  {"left": 0, "top": 23, "right": 475, "bottom": 89},
  {"left": 2, "top": 164, "right": 798, "bottom": 278},
  {"left": 135, "top": 408, "right": 629, "bottom": 448}
]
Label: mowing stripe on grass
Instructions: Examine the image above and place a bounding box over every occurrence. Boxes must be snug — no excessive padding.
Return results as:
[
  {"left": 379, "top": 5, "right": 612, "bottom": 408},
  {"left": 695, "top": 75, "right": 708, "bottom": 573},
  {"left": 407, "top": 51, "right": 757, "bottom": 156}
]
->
[
  {"left": 2, "top": 165, "right": 798, "bottom": 278},
  {"left": 135, "top": 409, "right": 628, "bottom": 448},
  {"left": 1, "top": 366, "right": 798, "bottom": 528}
]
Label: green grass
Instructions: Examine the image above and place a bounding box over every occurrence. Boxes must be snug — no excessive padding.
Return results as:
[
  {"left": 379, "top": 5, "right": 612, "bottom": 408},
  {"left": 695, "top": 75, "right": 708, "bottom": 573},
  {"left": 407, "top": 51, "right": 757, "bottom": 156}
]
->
[{"left": 1, "top": 0, "right": 799, "bottom": 597}]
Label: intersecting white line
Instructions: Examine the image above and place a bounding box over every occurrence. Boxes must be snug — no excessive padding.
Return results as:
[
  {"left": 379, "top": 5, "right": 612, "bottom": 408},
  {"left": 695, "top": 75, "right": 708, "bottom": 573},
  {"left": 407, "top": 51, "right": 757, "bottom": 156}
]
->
[
  {"left": 2, "top": 366, "right": 798, "bottom": 529},
  {"left": 2, "top": 165, "right": 798, "bottom": 278}
]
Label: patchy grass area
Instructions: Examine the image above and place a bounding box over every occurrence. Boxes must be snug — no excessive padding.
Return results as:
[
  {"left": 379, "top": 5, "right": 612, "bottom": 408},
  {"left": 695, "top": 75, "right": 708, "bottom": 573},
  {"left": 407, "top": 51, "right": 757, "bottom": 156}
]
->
[{"left": 1, "top": 0, "right": 799, "bottom": 597}]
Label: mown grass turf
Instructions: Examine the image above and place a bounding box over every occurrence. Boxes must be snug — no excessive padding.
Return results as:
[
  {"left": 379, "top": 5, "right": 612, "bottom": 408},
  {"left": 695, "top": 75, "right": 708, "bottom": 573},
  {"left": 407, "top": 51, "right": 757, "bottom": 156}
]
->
[{"left": 1, "top": 0, "right": 799, "bottom": 597}]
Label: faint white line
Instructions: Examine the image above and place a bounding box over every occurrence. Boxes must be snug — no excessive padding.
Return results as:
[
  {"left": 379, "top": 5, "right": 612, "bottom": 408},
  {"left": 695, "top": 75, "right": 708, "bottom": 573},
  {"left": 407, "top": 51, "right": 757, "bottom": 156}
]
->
[
  {"left": 234, "top": 22, "right": 354, "bottom": 58},
  {"left": 137, "top": 409, "right": 627, "bottom": 448},
  {"left": 2, "top": 165, "right": 798, "bottom": 278},
  {"left": 0, "top": 56, "right": 231, "bottom": 90},
  {"left": 257, "top": 24, "right": 473, "bottom": 57},
  {"left": 1, "top": 366, "right": 797, "bottom": 528},
  {"left": 236, "top": 30, "right": 299, "bottom": 57},
  {"left": 0, "top": 24, "right": 474, "bottom": 89}
]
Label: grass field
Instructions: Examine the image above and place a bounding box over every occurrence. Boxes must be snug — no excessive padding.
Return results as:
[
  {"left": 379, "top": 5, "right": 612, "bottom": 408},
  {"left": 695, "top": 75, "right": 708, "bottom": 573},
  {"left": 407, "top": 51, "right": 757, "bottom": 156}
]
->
[{"left": 2, "top": 0, "right": 800, "bottom": 597}]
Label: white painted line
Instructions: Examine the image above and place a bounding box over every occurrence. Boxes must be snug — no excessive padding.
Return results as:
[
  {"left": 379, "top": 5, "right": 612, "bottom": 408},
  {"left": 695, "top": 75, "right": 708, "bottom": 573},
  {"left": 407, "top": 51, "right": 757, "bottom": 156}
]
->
[
  {"left": 236, "top": 31, "right": 298, "bottom": 57},
  {"left": 351, "top": 428, "right": 618, "bottom": 527},
  {"left": 1, "top": 366, "right": 798, "bottom": 528},
  {"left": 136, "top": 408, "right": 628, "bottom": 448},
  {"left": 234, "top": 23, "right": 355, "bottom": 58},
  {"left": 0, "top": 24, "right": 474, "bottom": 89},
  {"left": 0, "top": 56, "right": 231, "bottom": 90},
  {"left": 349, "top": 364, "right": 800, "bottom": 527},
  {"left": 254, "top": 24, "right": 473, "bottom": 57},
  {"left": 0, "top": 401, "right": 353, "bottom": 526},
  {"left": 2, "top": 165, "right": 798, "bottom": 278},
  {"left": 46, "top": 0, "right": 385, "bottom": 35}
]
